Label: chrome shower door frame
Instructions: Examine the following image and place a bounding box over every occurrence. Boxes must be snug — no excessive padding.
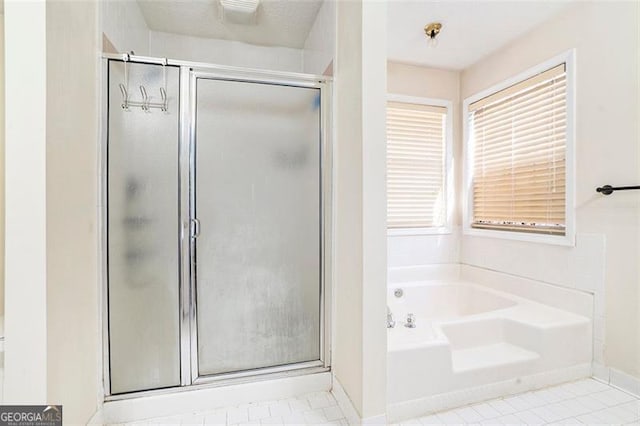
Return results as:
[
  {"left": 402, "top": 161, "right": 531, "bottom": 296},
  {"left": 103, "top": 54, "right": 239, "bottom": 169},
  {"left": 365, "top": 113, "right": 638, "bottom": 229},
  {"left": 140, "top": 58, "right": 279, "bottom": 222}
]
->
[
  {"left": 100, "top": 55, "right": 332, "bottom": 398},
  {"left": 184, "top": 68, "right": 332, "bottom": 386},
  {"left": 102, "top": 57, "right": 185, "bottom": 398}
]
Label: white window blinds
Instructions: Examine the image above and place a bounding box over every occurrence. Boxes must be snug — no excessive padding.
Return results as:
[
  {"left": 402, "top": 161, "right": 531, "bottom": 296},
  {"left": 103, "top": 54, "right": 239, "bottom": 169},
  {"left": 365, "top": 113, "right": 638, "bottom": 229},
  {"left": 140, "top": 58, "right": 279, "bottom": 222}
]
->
[
  {"left": 468, "top": 63, "right": 567, "bottom": 235},
  {"left": 387, "top": 101, "right": 447, "bottom": 229}
]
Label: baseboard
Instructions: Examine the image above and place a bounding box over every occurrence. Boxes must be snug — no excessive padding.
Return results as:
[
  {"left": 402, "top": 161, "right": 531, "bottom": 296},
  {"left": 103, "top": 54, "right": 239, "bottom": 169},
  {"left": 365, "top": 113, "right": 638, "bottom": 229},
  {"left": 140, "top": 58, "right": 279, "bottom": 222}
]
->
[
  {"left": 361, "top": 414, "right": 387, "bottom": 425},
  {"left": 86, "top": 408, "right": 104, "bottom": 425},
  {"left": 330, "top": 376, "right": 387, "bottom": 425},
  {"left": 102, "top": 371, "right": 331, "bottom": 424},
  {"left": 387, "top": 363, "right": 591, "bottom": 422},
  {"left": 592, "top": 362, "right": 640, "bottom": 397},
  {"left": 330, "top": 377, "right": 360, "bottom": 425},
  {"left": 592, "top": 361, "right": 610, "bottom": 382}
]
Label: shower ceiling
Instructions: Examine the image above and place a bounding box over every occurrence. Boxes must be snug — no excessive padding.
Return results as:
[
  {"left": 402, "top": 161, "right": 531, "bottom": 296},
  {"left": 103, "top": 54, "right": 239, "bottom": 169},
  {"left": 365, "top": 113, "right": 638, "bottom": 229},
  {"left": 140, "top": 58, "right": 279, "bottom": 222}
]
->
[{"left": 136, "top": 0, "right": 323, "bottom": 48}]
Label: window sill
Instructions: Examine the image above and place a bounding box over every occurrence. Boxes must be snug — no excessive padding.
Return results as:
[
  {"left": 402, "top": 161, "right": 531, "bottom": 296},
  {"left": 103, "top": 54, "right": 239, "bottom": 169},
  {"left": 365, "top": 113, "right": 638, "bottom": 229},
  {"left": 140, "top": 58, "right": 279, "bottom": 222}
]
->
[
  {"left": 388, "top": 227, "right": 452, "bottom": 237},
  {"left": 462, "top": 226, "right": 575, "bottom": 247}
]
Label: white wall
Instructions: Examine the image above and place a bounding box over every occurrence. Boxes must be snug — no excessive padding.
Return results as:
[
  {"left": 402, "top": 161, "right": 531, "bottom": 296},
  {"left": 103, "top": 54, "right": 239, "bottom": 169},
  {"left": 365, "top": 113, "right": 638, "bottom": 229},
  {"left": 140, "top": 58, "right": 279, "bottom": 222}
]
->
[
  {"left": 46, "top": 1, "right": 100, "bottom": 422},
  {"left": 360, "top": 3, "right": 387, "bottom": 415},
  {"left": 460, "top": 2, "right": 640, "bottom": 380},
  {"left": 101, "top": 0, "right": 313, "bottom": 73},
  {"left": 333, "top": 0, "right": 387, "bottom": 420},
  {"left": 148, "top": 31, "right": 304, "bottom": 72},
  {"left": 638, "top": 2, "right": 640, "bottom": 385},
  {"left": 101, "top": 0, "right": 149, "bottom": 55},
  {"left": 5, "top": 0, "right": 100, "bottom": 420},
  {"left": 0, "top": 9, "right": 5, "bottom": 319},
  {"left": 303, "top": 0, "right": 335, "bottom": 75},
  {"left": 387, "top": 62, "right": 461, "bottom": 268},
  {"left": 3, "top": 0, "right": 48, "bottom": 403}
]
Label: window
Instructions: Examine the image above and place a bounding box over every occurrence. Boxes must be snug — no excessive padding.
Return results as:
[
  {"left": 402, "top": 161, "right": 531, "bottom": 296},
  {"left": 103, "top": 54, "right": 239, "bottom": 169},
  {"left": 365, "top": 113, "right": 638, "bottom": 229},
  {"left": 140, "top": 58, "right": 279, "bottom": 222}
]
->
[
  {"left": 464, "top": 53, "right": 574, "bottom": 244},
  {"left": 386, "top": 97, "right": 451, "bottom": 232}
]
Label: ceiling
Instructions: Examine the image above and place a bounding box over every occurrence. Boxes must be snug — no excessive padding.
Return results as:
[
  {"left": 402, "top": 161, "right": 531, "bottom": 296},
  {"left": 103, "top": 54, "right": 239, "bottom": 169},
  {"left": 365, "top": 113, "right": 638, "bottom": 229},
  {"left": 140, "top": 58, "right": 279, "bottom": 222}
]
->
[
  {"left": 137, "top": 0, "right": 323, "bottom": 49},
  {"left": 387, "top": 1, "right": 574, "bottom": 70},
  {"left": 136, "top": 0, "right": 574, "bottom": 68}
]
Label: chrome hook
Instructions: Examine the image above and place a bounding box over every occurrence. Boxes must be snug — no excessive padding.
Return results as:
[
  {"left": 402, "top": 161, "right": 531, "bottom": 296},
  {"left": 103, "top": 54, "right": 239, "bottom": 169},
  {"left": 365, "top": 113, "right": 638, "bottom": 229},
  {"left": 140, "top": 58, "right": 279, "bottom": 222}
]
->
[
  {"left": 139, "top": 85, "right": 149, "bottom": 111},
  {"left": 119, "top": 83, "right": 129, "bottom": 110},
  {"left": 159, "top": 87, "right": 167, "bottom": 112}
]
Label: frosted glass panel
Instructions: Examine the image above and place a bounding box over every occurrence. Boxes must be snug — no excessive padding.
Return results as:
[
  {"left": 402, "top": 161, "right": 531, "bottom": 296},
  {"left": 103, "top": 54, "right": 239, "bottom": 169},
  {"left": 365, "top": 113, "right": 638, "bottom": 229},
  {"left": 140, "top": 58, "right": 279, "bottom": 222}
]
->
[
  {"left": 108, "top": 61, "right": 181, "bottom": 394},
  {"left": 195, "top": 79, "right": 321, "bottom": 376}
]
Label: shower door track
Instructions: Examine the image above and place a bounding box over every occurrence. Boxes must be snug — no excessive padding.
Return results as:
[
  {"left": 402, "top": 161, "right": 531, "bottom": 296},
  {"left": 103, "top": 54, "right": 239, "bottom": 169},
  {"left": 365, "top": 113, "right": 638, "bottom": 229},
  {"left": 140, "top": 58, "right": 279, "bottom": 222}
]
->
[
  {"left": 104, "top": 364, "right": 331, "bottom": 403},
  {"left": 101, "top": 54, "right": 333, "bottom": 399}
]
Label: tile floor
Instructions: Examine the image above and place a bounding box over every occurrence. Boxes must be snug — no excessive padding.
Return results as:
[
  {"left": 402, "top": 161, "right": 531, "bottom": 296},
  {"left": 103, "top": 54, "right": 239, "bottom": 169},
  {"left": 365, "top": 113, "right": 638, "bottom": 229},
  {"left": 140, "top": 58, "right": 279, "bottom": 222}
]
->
[
  {"left": 124, "top": 391, "right": 347, "bottom": 426},
  {"left": 402, "top": 379, "right": 640, "bottom": 426},
  {"left": 122, "top": 378, "right": 639, "bottom": 425}
]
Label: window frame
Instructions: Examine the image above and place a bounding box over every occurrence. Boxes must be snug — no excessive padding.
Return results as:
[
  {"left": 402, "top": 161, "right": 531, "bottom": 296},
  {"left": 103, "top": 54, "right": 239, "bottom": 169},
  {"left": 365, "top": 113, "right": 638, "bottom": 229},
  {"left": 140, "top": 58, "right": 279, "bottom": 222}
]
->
[
  {"left": 462, "top": 50, "right": 576, "bottom": 246},
  {"left": 386, "top": 94, "right": 454, "bottom": 236}
]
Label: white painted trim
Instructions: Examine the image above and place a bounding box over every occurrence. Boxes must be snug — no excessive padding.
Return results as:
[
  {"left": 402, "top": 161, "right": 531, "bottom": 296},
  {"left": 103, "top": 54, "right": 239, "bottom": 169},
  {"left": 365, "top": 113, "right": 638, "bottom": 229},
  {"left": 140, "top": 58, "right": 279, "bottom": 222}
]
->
[
  {"left": 331, "top": 376, "right": 361, "bottom": 426},
  {"left": 387, "top": 94, "right": 451, "bottom": 110},
  {"left": 387, "top": 94, "right": 454, "bottom": 236},
  {"left": 388, "top": 226, "right": 451, "bottom": 237},
  {"left": 609, "top": 367, "right": 640, "bottom": 397},
  {"left": 86, "top": 409, "right": 104, "bottom": 426},
  {"left": 387, "top": 362, "right": 591, "bottom": 422},
  {"left": 331, "top": 377, "right": 387, "bottom": 426},
  {"left": 101, "top": 372, "right": 331, "bottom": 424},
  {"left": 462, "top": 49, "right": 576, "bottom": 247},
  {"left": 362, "top": 414, "right": 387, "bottom": 425},
  {"left": 592, "top": 364, "right": 640, "bottom": 398},
  {"left": 96, "top": 0, "right": 108, "bottom": 412},
  {"left": 462, "top": 226, "right": 575, "bottom": 246},
  {"left": 591, "top": 362, "right": 610, "bottom": 383}
]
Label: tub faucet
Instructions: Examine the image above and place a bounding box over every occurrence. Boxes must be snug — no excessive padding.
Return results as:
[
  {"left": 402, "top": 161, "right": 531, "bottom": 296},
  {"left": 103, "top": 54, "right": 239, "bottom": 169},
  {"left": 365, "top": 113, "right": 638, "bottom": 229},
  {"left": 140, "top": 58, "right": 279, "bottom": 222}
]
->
[
  {"left": 405, "top": 313, "right": 416, "bottom": 328},
  {"left": 387, "top": 306, "right": 396, "bottom": 329}
]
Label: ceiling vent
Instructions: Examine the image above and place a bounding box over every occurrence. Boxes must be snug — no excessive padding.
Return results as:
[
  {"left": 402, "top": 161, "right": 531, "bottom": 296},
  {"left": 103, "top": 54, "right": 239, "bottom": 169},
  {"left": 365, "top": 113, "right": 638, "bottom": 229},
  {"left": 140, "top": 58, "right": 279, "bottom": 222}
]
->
[{"left": 220, "top": 0, "right": 260, "bottom": 25}]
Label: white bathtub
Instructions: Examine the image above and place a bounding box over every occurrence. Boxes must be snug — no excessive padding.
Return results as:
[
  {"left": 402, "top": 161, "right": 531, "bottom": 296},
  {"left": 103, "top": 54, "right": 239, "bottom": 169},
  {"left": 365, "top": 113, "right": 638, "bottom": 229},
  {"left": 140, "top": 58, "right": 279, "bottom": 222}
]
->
[
  {"left": 390, "top": 282, "right": 516, "bottom": 321},
  {"left": 387, "top": 266, "right": 592, "bottom": 421}
]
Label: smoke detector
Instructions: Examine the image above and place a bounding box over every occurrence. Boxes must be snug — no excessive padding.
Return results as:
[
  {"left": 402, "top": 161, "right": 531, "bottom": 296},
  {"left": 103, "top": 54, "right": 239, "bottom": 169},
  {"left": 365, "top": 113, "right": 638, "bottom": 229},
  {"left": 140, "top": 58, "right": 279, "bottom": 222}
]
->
[{"left": 220, "top": 0, "right": 260, "bottom": 25}]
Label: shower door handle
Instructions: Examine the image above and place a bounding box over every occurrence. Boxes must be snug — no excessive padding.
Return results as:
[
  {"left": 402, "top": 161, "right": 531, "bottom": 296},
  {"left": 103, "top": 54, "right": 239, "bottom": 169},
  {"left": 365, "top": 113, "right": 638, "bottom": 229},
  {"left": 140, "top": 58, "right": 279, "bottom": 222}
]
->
[{"left": 190, "top": 218, "right": 201, "bottom": 239}]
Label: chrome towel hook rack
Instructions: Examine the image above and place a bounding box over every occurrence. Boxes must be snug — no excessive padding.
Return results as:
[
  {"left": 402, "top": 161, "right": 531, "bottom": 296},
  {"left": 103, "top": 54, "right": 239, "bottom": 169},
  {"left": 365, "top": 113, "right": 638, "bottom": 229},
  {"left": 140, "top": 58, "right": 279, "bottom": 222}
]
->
[
  {"left": 596, "top": 185, "right": 640, "bottom": 195},
  {"left": 119, "top": 53, "right": 169, "bottom": 112}
]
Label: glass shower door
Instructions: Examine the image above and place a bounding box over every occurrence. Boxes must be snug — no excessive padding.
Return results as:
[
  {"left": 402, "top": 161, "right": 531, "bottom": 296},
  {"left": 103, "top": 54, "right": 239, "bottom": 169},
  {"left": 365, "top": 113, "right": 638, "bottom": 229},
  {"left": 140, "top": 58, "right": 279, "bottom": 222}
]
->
[
  {"left": 193, "top": 77, "right": 322, "bottom": 378},
  {"left": 107, "top": 61, "right": 181, "bottom": 394}
]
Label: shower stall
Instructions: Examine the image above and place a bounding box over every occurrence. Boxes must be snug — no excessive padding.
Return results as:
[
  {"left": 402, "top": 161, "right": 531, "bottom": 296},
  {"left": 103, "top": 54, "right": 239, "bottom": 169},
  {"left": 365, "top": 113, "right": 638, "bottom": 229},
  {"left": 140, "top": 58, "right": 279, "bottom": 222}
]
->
[{"left": 102, "top": 55, "right": 332, "bottom": 397}]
